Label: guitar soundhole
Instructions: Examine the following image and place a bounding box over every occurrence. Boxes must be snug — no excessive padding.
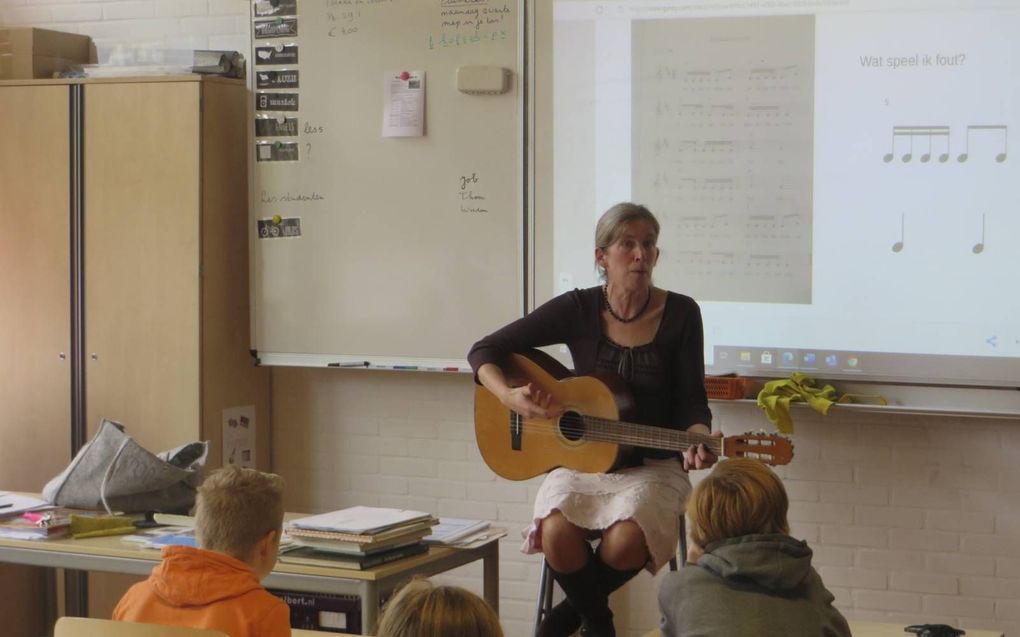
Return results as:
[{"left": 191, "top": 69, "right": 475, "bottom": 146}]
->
[{"left": 559, "top": 411, "right": 585, "bottom": 442}]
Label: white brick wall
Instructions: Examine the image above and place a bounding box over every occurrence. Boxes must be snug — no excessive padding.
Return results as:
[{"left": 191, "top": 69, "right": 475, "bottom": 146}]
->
[{"left": 9, "top": 4, "right": 1017, "bottom": 636}]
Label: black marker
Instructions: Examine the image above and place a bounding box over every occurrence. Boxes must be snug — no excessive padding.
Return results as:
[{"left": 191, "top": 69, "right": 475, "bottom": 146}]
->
[{"left": 328, "top": 361, "right": 369, "bottom": 368}]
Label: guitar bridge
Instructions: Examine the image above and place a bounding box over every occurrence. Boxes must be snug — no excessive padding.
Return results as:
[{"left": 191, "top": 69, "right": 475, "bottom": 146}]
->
[{"left": 510, "top": 411, "right": 523, "bottom": 451}]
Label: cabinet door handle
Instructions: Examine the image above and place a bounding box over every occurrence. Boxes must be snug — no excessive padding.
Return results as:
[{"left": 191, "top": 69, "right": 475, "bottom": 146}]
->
[
  {"left": 58, "top": 352, "right": 67, "bottom": 360},
  {"left": 90, "top": 353, "right": 98, "bottom": 360}
]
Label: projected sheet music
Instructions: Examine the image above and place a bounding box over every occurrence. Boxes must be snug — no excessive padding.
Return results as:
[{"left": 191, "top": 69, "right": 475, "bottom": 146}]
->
[{"left": 633, "top": 15, "right": 815, "bottom": 304}]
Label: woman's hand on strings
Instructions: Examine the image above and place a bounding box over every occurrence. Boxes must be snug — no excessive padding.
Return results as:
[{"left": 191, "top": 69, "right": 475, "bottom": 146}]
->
[{"left": 682, "top": 429, "right": 722, "bottom": 471}]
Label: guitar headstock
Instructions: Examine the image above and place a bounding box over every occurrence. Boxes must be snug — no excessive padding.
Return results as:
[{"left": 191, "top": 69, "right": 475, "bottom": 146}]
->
[{"left": 722, "top": 432, "right": 794, "bottom": 466}]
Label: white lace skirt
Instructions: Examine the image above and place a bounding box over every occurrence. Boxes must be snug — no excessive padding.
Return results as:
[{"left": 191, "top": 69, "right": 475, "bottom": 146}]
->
[{"left": 521, "top": 458, "right": 691, "bottom": 573}]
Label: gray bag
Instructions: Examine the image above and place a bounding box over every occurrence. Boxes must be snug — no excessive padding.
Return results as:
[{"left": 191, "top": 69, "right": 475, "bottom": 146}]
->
[{"left": 42, "top": 418, "right": 209, "bottom": 514}]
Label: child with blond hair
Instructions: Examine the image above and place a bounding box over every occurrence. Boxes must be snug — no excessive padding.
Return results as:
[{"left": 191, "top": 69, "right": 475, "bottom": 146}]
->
[
  {"left": 114, "top": 465, "right": 290, "bottom": 637},
  {"left": 376, "top": 578, "right": 503, "bottom": 637}
]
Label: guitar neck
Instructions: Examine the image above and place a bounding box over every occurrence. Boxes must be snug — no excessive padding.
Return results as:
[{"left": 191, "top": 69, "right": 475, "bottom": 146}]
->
[{"left": 580, "top": 415, "right": 722, "bottom": 455}]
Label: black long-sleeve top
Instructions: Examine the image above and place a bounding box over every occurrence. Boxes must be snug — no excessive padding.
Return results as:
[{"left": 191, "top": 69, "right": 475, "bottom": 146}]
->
[{"left": 467, "top": 286, "right": 712, "bottom": 460}]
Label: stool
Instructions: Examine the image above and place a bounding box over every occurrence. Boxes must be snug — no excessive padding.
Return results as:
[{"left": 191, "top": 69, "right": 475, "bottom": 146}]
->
[{"left": 533, "top": 515, "right": 687, "bottom": 637}]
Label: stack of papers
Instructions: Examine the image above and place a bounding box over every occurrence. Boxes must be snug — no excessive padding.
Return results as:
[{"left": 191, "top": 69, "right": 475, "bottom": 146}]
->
[
  {"left": 289, "top": 506, "right": 434, "bottom": 535},
  {"left": 278, "top": 542, "right": 428, "bottom": 570},
  {"left": 285, "top": 506, "right": 438, "bottom": 567},
  {"left": 423, "top": 518, "right": 491, "bottom": 546},
  {"left": 287, "top": 507, "right": 437, "bottom": 548},
  {"left": 0, "top": 514, "right": 70, "bottom": 540},
  {"left": 0, "top": 506, "right": 112, "bottom": 541},
  {"left": 0, "top": 493, "right": 53, "bottom": 519},
  {"left": 0, "top": 496, "right": 79, "bottom": 541}
]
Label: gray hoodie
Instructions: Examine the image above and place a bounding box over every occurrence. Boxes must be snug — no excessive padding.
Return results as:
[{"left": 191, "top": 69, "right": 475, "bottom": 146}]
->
[{"left": 658, "top": 534, "right": 851, "bottom": 637}]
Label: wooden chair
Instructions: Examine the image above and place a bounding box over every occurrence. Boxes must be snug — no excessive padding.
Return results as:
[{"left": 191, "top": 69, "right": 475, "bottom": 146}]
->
[
  {"left": 54, "top": 617, "right": 230, "bottom": 637},
  {"left": 533, "top": 515, "right": 687, "bottom": 637}
]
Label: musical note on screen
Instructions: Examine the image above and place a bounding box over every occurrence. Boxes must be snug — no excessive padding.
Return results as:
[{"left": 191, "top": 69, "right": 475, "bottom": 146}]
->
[
  {"left": 972, "top": 213, "right": 985, "bottom": 254},
  {"left": 883, "top": 126, "right": 950, "bottom": 163},
  {"left": 957, "top": 125, "right": 1007, "bottom": 163},
  {"left": 922, "top": 127, "right": 950, "bottom": 162},
  {"left": 891, "top": 212, "right": 905, "bottom": 252}
]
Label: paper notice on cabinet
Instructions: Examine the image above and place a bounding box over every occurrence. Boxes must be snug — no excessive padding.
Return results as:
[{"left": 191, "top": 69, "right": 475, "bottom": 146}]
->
[{"left": 383, "top": 70, "right": 425, "bottom": 137}]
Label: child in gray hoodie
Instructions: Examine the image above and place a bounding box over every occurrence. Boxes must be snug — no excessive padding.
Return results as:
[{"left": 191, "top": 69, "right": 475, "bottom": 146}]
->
[{"left": 658, "top": 458, "right": 850, "bottom": 637}]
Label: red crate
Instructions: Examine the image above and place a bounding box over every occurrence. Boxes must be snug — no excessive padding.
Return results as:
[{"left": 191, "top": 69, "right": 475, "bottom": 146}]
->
[{"left": 705, "top": 376, "right": 759, "bottom": 400}]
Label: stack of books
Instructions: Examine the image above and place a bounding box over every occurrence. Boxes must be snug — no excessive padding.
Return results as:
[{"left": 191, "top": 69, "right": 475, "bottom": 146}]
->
[
  {"left": 282, "top": 506, "right": 438, "bottom": 570},
  {"left": 0, "top": 510, "right": 71, "bottom": 540},
  {"left": 0, "top": 506, "right": 108, "bottom": 541}
]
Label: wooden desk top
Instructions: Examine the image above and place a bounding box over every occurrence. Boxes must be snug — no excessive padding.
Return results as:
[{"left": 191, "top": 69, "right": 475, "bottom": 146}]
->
[
  {"left": 2, "top": 507, "right": 502, "bottom": 634},
  {"left": 0, "top": 527, "right": 495, "bottom": 582}
]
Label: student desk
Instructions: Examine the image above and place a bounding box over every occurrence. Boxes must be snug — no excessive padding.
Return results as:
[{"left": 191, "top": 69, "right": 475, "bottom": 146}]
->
[
  {"left": 641, "top": 621, "right": 1004, "bottom": 636},
  {"left": 0, "top": 531, "right": 500, "bottom": 634}
]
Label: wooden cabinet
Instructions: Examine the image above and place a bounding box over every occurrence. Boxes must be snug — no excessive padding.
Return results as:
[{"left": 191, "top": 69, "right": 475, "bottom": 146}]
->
[
  {"left": 0, "top": 80, "right": 72, "bottom": 637},
  {"left": 83, "top": 80, "right": 204, "bottom": 451},
  {"left": 80, "top": 78, "right": 270, "bottom": 457},
  {"left": 0, "top": 75, "right": 270, "bottom": 631}
]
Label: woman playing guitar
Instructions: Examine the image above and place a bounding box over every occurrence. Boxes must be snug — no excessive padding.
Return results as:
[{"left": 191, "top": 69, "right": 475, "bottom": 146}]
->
[{"left": 468, "top": 202, "right": 719, "bottom": 637}]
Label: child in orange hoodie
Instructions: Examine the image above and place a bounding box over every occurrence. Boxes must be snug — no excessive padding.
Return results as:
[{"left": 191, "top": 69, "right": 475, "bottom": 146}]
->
[{"left": 114, "top": 465, "right": 290, "bottom": 637}]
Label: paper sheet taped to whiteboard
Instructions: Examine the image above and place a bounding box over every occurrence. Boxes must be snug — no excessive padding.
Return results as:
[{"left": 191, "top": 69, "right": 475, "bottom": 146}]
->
[{"left": 383, "top": 70, "right": 425, "bottom": 137}]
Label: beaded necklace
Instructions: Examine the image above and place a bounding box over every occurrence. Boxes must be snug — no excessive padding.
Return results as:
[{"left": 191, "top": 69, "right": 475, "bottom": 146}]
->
[{"left": 602, "top": 284, "right": 652, "bottom": 324}]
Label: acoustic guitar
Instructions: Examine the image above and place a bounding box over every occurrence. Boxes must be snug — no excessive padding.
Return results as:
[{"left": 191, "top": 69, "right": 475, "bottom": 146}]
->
[{"left": 474, "top": 350, "right": 793, "bottom": 481}]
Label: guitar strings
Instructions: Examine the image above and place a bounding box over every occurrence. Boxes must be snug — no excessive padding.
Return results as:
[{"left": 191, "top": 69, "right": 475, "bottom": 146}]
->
[
  {"left": 561, "top": 415, "right": 785, "bottom": 457},
  {"left": 512, "top": 420, "right": 792, "bottom": 461},
  {"left": 502, "top": 419, "right": 786, "bottom": 463},
  {"left": 510, "top": 416, "right": 726, "bottom": 455},
  {"left": 525, "top": 424, "right": 725, "bottom": 455},
  {"left": 559, "top": 413, "right": 722, "bottom": 451}
]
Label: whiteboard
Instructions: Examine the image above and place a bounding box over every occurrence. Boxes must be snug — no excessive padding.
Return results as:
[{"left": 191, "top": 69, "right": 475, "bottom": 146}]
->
[{"left": 249, "top": 0, "right": 523, "bottom": 368}]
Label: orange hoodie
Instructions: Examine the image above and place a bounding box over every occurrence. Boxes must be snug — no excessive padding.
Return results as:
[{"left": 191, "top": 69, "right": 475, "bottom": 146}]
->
[{"left": 113, "top": 545, "right": 290, "bottom": 637}]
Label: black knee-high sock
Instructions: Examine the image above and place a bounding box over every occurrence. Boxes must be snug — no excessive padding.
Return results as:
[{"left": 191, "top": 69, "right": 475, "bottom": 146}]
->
[
  {"left": 550, "top": 558, "right": 615, "bottom": 637},
  {"left": 541, "top": 549, "right": 644, "bottom": 637},
  {"left": 538, "top": 545, "right": 592, "bottom": 637},
  {"left": 566, "top": 550, "right": 643, "bottom": 637},
  {"left": 592, "top": 549, "right": 642, "bottom": 596}
]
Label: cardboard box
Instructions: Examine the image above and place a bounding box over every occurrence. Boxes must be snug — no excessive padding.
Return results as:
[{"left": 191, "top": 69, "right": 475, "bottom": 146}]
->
[{"left": 0, "top": 27, "right": 96, "bottom": 79}]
